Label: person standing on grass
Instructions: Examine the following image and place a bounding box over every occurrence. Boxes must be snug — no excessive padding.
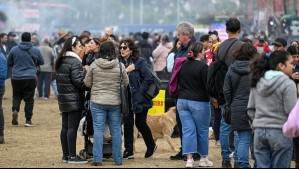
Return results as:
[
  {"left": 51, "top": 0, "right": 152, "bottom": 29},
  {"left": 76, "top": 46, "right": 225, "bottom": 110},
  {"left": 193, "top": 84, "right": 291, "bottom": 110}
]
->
[
  {"left": 55, "top": 36, "right": 87, "bottom": 164},
  {"left": 0, "top": 50, "right": 7, "bottom": 144},
  {"left": 7, "top": 32, "right": 44, "bottom": 127}
]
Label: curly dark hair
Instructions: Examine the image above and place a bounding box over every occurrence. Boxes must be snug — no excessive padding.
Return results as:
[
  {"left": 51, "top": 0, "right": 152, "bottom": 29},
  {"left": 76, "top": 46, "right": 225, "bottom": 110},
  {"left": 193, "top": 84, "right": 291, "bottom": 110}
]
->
[
  {"left": 249, "top": 51, "right": 291, "bottom": 88},
  {"left": 232, "top": 42, "right": 258, "bottom": 61},
  {"left": 119, "top": 38, "right": 140, "bottom": 61}
]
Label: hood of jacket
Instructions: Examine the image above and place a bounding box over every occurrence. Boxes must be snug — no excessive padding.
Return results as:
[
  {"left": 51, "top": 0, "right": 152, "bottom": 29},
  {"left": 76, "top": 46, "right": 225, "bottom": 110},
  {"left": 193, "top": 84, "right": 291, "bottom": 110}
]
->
[
  {"left": 94, "top": 58, "right": 119, "bottom": 69},
  {"left": 256, "top": 70, "right": 289, "bottom": 97},
  {"left": 18, "top": 42, "right": 33, "bottom": 51},
  {"left": 231, "top": 60, "right": 250, "bottom": 75}
]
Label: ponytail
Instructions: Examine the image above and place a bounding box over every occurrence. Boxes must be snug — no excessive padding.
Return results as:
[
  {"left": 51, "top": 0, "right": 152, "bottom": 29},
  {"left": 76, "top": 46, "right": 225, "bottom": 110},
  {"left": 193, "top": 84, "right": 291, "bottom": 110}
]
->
[{"left": 249, "top": 51, "right": 291, "bottom": 88}]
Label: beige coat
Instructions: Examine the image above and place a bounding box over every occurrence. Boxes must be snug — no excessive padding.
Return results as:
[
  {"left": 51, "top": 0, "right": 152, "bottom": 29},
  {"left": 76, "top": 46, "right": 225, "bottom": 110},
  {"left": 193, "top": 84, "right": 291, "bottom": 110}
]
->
[{"left": 84, "top": 58, "right": 129, "bottom": 105}]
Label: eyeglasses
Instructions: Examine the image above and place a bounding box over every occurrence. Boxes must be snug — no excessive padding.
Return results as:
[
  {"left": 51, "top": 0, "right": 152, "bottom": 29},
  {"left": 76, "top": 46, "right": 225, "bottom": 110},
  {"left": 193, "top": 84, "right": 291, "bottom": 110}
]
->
[{"left": 119, "top": 46, "right": 128, "bottom": 50}]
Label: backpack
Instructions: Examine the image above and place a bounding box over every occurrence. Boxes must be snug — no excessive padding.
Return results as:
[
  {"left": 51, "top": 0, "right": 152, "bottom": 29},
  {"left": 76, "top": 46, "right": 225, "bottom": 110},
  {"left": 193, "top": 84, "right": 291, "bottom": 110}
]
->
[{"left": 207, "top": 40, "right": 237, "bottom": 103}]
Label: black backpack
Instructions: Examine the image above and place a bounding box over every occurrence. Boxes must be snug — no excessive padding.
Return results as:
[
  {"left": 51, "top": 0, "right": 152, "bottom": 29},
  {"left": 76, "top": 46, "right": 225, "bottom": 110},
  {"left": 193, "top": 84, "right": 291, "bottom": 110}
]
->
[{"left": 207, "top": 40, "right": 237, "bottom": 103}]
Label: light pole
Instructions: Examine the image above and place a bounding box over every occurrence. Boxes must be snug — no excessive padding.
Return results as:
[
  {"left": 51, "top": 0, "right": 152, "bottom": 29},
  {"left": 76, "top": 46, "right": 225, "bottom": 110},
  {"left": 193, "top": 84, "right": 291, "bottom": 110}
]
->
[
  {"left": 130, "top": 0, "right": 134, "bottom": 24},
  {"left": 140, "top": 0, "right": 143, "bottom": 25}
]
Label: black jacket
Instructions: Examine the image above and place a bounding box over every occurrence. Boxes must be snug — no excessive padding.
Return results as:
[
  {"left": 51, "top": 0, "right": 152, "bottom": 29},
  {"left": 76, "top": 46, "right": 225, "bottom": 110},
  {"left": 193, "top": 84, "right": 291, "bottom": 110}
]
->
[
  {"left": 223, "top": 60, "right": 251, "bottom": 131},
  {"left": 56, "top": 52, "right": 86, "bottom": 113}
]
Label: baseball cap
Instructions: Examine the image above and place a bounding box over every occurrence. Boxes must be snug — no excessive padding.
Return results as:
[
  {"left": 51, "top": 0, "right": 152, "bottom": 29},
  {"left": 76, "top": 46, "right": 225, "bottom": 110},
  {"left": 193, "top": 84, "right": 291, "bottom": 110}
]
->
[
  {"left": 8, "top": 32, "right": 16, "bottom": 37},
  {"left": 272, "top": 38, "right": 287, "bottom": 47}
]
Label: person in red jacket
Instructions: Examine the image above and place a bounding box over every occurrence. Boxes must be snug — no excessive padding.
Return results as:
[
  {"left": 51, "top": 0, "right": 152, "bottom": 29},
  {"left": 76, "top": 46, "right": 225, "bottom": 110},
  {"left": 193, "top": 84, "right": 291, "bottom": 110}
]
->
[{"left": 254, "top": 39, "right": 272, "bottom": 55}]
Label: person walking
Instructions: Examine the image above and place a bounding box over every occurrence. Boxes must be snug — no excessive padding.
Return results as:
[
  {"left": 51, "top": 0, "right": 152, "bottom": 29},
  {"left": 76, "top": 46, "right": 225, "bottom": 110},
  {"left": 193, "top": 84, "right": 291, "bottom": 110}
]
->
[
  {"left": 55, "top": 36, "right": 87, "bottom": 164},
  {"left": 7, "top": 32, "right": 44, "bottom": 127},
  {"left": 177, "top": 42, "right": 214, "bottom": 168},
  {"left": 0, "top": 50, "right": 7, "bottom": 144},
  {"left": 119, "top": 38, "right": 157, "bottom": 159},
  {"left": 38, "top": 38, "right": 55, "bottom": 99},
  {"left": 84, "top": 41, "right": 129, "bottom": 166}
]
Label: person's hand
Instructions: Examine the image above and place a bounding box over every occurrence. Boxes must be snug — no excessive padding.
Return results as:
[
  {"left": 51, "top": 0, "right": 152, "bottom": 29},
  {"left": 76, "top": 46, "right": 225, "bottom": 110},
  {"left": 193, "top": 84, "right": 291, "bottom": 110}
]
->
[
  {"left": 126, "top": 64, "right": 135, "bottom": 73},
  {"left": 105, "top": 27, "right": 113, "bottom": 37},
  {"left": 292, "top": 72, "right": 299, "bottom": 80}
]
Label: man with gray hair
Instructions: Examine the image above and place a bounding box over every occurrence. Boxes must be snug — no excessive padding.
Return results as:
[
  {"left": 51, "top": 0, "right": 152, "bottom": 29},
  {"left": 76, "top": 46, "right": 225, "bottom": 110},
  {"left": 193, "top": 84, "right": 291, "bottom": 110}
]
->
[
  {"left": 7, "top": 32, "right": 44, "bottom": 127},
  {"left": 170, "top": 22, "right": 197, "bottom": 161}
]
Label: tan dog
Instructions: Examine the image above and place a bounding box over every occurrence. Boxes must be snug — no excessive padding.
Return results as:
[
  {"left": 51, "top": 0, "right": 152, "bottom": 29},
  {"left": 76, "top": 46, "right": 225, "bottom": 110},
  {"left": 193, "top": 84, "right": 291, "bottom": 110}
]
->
[{"left": 133, "top": 107, "right": 177, "bottom": 152}]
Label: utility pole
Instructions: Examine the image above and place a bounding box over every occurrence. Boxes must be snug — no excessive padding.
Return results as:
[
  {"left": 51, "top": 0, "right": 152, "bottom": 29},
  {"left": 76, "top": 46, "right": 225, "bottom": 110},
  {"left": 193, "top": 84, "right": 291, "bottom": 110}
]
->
[
  {"left": 140, "top": 0, "right": 143, "bottom": 25},
  {"left": 130, "top": 0, "right": 134, "bottom": 24},
  {"left": 177, "top": 0, "right": 180, "bottom": 22}
]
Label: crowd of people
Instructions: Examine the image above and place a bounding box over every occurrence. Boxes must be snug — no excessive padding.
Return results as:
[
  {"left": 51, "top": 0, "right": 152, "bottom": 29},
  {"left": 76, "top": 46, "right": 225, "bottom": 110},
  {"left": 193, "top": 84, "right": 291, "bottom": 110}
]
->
[{"left": 1, "top": 17, "right": 299, "bottom": 168}]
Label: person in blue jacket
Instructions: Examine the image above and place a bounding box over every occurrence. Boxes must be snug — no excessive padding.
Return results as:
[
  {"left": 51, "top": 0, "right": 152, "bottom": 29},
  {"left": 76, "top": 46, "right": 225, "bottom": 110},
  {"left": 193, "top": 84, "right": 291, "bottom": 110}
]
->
[
  {"left": 7, "top": 32, "right": 44, "bottom": 127},
  {"left": 0, "top": 50, "right": 7, "bottom": 144}
]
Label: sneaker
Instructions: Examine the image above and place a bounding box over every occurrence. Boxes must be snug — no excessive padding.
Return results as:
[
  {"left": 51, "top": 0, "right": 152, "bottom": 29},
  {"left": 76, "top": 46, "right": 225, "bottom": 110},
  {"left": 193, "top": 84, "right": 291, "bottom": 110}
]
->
[
  {"left": 12, "top": 112, "right": 18, "bottom": 125},
  {"left": 184, "top": 154, "right": 201, "bottom": 161},
  {"left": 186, "top": 159, "right": 194, "bottom": 168},
  {"left": 62, "top": 156, "right": 69, "bottom": 163},
  {"left": 123, "top": 150, "right": 134, "bottom": 159},
  {"left": 91, "top": 162, "right": 102, "bottom": 166},
  {"left": 25, "top": 120, "right": 34, "bottom": 127},
  {"left": 170, "top": 149, "right": 185, "bottom": 160},
  {"left": 0, "top": 136, "right": 4, "bottom": 144},
  {"left": 199, "top": 158, "right": 213, "bottom": 167},
  {"left": 222, "top": 160, "right": 232, "bottom": 168},
  {"left": 145, "top": 145, "right": 157, "bottom": 158},
  {"left": 68, "top": 156, "right": 88, "bottom": 164}
]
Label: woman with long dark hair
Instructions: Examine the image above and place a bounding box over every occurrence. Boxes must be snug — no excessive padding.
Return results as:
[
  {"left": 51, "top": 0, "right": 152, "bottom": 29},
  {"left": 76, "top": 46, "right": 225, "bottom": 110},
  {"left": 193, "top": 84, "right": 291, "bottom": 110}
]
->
[
  {"left": 119, "top": 38, "right": 157, "bottom": 159},
  {"left": 55, "top": 36, "right": 87, "bottom": 164},
  {"left": 248, "top": 51, "right": 296, "bottom": 168}
]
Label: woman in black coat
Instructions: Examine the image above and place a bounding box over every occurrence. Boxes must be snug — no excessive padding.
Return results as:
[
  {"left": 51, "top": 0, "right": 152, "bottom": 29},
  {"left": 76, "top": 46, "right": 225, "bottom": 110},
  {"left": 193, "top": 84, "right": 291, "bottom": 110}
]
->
[
  {"left": 119, "top": 38, "right": 156, "bottom": 159},
  {"left": 55, "top": 36, "right": 87, "bottom": 164},
  {"left": 223, "top": 43, "right": 257, "bottom": 168}
]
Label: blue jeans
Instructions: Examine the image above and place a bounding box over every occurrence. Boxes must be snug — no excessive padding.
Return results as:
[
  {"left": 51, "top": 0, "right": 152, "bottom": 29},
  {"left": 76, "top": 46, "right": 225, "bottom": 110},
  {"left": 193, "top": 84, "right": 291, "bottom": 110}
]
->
[
  {"left": 177, "top": 99, "right": 210, "bottom": 156},
  {"left": 254, "top": 128, "right": 293, "bottom": 168},
  {"left": 51, "top": 79, "right": 58, "bottom": 97},
  {"left": 235, "top": 130, "right": 252, "bottom": 168},
  {"left": 220, "top": 105, "right": 232, "bottom": 161},
  {"left": 90, "top": 102, "right": 122, "bottom": 165}
]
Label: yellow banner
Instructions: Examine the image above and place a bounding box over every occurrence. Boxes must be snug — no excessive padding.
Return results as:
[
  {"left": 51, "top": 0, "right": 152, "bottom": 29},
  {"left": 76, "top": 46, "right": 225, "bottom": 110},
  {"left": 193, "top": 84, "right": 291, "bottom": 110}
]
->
[{"left": 148, "top": 90, "right": 166, "bottom": 116}]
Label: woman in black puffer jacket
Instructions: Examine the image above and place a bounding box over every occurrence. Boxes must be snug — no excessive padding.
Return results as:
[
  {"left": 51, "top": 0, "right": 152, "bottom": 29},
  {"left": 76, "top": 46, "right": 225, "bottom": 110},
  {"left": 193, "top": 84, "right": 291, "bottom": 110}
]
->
[
  {"left": 223, "top": 43, "right": 257, "bottom": 168},
  {"left": 55, "top": 36, "right": 87, "bottom": 164}
]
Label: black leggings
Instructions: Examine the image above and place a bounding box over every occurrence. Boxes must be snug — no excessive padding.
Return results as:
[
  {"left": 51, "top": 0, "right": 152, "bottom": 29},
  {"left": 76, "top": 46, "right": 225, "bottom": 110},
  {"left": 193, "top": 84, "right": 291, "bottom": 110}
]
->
[{"left": 60, "top": 111, "right": 82, "bottom": 158}]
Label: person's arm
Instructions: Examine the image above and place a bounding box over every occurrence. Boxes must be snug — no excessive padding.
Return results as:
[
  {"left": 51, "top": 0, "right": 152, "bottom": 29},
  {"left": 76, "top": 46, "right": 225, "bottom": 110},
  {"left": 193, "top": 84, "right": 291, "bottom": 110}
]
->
[
  {"left": 223, "top": 69, "right": 233, "bottom": 106},
  {"left": 138, "top": 61, "right": 153, "bottom": 95},
  {"left": 70, "top": 60, "right": 86, "bottom": 90},
  {"left": 247, "top": 89, "right": 256, "bottom": 122},
  {"left": 83, "top": 65, "right": 93, "bottom": 89},
  {"left": 283, "top": 81, "right": 297, "bottom": 115},
  {"left": 167, "top": 53, "right": 175, "bottom": 73}
]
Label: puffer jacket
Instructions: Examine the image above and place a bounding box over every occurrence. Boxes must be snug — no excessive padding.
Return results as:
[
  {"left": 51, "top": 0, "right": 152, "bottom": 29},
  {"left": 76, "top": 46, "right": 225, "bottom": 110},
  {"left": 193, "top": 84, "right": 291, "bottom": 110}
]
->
[
  {"left": 56, "top": 51, "right": 86, "bottom": 113},
  {"left": 84, "top": 58, "right": 129, "bottom": 105},
  {"left": 223, "top": 60, "right": 251, "bottom": 131},
  {"left": 120, "top": 57, "right": 154, "bottom": 114}
]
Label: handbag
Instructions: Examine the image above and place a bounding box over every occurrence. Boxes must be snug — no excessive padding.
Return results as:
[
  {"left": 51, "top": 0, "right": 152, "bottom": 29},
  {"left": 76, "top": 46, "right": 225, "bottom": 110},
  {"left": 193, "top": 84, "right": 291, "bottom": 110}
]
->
[
  {"left": 223, "top": 75, "right": 243, "bottom": 124},
  {"left": 119, "top": 62, "right": 129, "bottom": 117},
  {"left": 144, "top": 71, "right": 162, "bottom": 100}
]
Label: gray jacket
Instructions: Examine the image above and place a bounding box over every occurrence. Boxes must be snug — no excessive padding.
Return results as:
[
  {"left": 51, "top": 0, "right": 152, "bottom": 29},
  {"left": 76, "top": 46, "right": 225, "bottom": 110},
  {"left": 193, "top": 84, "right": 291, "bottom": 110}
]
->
[
  {"left": 247, "top": 71, "right": 297, "bottom": 129},
  {"left": 84, "top": 58, "right": 129, "bottom": 106},
  {"left": 39, "top": 43, "right": 55, "bottom": 72}
]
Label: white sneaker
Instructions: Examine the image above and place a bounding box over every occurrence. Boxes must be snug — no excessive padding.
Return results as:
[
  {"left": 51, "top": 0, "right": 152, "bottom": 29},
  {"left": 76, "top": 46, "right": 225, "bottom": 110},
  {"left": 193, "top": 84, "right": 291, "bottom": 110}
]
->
[
  {"left": 186, "top": 159, "right": 194, "bottom": 168},
  {"left": 199, "top": 158, "right": 213, "bottom": 167}
]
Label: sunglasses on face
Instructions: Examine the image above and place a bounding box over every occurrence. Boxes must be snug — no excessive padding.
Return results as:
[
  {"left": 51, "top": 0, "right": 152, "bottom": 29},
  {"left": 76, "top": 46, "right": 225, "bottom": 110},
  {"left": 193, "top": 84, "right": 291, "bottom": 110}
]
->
[{"left": 119, "top": 46, "right": 128, "bottom": 50}]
